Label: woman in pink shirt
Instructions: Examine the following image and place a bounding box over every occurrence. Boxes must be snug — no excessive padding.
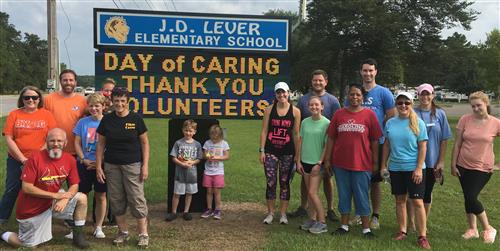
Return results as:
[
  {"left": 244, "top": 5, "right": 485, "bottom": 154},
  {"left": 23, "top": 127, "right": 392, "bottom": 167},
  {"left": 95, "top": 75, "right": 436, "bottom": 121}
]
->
[{"left": 451, "top": 91, "right": 500, "bottom": 244}]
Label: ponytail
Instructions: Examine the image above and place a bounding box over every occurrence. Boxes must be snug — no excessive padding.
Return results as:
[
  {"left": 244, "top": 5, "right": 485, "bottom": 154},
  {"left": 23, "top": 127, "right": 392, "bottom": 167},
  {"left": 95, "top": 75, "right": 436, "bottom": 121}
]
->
[{"left": 408, "top": 107, "right": 419, "bottom": 136}]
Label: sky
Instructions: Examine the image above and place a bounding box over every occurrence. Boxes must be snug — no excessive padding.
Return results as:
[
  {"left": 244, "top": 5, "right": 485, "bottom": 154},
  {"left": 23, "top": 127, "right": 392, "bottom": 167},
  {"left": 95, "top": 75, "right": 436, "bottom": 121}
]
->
[{"left": 1, "top": 0, "right": 499, "bottom": 75}]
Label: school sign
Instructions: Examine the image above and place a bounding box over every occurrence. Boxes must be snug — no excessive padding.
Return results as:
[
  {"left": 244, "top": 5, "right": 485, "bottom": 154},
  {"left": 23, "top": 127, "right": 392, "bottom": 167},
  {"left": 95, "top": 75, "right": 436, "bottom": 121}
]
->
[{"left": 94, "top": 9, "right": 290, "bottom": 119}]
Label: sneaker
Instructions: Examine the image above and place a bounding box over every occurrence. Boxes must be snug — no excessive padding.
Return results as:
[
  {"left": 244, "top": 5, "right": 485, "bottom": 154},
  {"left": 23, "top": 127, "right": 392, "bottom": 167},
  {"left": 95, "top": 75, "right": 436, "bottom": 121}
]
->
[
  {"left": 300, "top": 219, "right": 316, "bottom": 231},
  {"left": 287, "top": 206, "right": 307, "bottom": 218},
  {"left": 482, "top": 228, "right": 497, "bottom": 244},
  {"left": 279, "top": 215, "right": 288, "bottom": 225},
  {"left": 213, "top": 210, "right": 222, "bottom": 220},
  {"left": 93, "top": 227, "right": 106, "bottom": 239},
  {"left": 349, "top": 215, "right": 362, "bottom": 226},
  {"left": 332, "top": 227, "right": 349, "bottom": 235},
  {"left": 183, "top": 212, "right": 192, "bottom": 221},
  {"left": 137, "top": 234, "right": 149, "bottom": 249},
  {"left": 417, "top": 236, "right": 431, "bottom": 250},
  {"left": 326, "top": 210, "right": 339, "bottom": 222},
  {"left": 309, "top": 222, "right": 328, "bottom": 234},
  {"left": 165, "top": 213, "right": 177, "bottom": 222},
  {"left": 370, "top": 216, "right": 380, "bottom": 229},
  {"left": 113, "top": 231, "right": 130, "bottom": 246},
  {"left": 462, "top": 228, "right": 479, "bottom": 240},
  {"left": 64, "top": 231, "right": 73, "bottom": 239},
  {"left": 263, "top": 213, "right": 274, "bottom": 224},
  {"left": 201, "top": 209, "right": 213, "bottom": 218},
  {"left": 363, "top": 231, "right": 376, "bottom": 238},
  {"left": 393, "top": 231, "right": 408, "bottom": 241}
]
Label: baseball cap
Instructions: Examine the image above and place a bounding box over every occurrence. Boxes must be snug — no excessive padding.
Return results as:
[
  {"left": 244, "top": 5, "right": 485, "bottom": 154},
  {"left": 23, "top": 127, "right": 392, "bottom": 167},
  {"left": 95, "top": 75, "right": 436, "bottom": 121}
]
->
[
  {"left": 274, "top": 82, "right": 290, "bottom": 92},
  {"left": 396, "top": 91, "right": 414, "bottom": 102},
  {"left": 417, "top": 83, "right": 434, "bottom": 95}
]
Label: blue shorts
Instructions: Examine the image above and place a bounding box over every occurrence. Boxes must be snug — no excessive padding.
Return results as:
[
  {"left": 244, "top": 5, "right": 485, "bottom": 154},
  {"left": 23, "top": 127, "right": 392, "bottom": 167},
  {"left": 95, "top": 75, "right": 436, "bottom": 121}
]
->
[{"left": 333, "top": 166, "right": 371, "bottom": 216}]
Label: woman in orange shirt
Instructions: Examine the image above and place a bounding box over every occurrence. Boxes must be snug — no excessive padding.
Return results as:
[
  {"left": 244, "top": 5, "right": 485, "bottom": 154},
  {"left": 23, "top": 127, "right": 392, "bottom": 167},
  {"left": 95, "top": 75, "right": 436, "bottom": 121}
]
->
[
  {"left": 0, "top": 86, "right": 56, "bottom": 224},
  {"left": 451, "top": 91, "right": 500, "bottom": 244}
]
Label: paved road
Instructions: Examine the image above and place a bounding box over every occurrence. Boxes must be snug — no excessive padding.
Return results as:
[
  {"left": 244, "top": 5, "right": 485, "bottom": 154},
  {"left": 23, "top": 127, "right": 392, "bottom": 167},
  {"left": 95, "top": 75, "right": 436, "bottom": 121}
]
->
[
  {"left": 0, "top": 95, "right": 498, "bottom": 118},
  {"left": 0, "top": 95, "right": 17, "bottom": 117}
]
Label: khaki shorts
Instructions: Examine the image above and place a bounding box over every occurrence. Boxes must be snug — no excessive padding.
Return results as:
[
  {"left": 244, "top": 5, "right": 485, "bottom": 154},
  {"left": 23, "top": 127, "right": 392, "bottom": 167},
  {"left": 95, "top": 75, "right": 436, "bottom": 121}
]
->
[{"left": 105, "top": 162, "right": 148, "bottom": 218}]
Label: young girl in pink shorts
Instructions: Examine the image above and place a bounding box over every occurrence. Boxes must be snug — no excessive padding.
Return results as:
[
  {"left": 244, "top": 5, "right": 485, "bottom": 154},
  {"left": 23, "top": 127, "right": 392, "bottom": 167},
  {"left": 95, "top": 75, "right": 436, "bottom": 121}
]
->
[{"left": 201, "top": 125, "right": 230, "bottom": 220}]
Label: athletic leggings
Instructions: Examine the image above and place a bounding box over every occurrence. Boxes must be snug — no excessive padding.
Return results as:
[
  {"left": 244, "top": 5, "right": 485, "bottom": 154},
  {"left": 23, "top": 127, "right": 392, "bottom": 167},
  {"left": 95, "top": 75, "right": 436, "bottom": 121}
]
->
[
  {"left": 457, "top": 166, "right": 492, "bottom": 215},
  {"left": 264, "top": 153, "right": 294, "bottom": 200}
]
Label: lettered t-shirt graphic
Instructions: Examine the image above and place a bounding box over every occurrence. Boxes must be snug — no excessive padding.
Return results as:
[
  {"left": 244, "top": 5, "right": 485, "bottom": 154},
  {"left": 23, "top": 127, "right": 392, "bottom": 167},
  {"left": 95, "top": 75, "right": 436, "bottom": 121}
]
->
[
  {"left": 268, "top": 118, "right": 292, "bottom": 149},
  {"left": 39, "top": 166, "right": 68, "bottom": 186}
]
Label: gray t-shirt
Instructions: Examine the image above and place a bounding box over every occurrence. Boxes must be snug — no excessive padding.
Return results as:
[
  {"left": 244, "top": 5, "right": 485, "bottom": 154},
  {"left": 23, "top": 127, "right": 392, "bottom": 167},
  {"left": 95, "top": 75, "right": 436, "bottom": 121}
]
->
[
  {"left": 297, "top": 91, "right": 341, "bottom": 120},
  {"left": 170, "top": 138, "right": 203, "bottom": 184}
]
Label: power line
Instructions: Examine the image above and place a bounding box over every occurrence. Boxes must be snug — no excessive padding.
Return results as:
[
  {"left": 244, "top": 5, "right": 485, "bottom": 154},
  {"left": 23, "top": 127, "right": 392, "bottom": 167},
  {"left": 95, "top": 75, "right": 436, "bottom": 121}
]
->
[
  {"left": 111, "top": 0, "right": 120, "bottom": 8},
  {"left": 161, "top": 0, "right": 169, "bottom": 10},
  {"left": 59, "top": 0, "right": 72, "bottom": 69},
  {"left": 144, "top": 0, "right": 153, "bottom": 10},
  {"left": 132, "top": 0, "right": 141, "bottom": 8},
  {"left": 170, "top": 0, "right": 177, "bottom": 11}
]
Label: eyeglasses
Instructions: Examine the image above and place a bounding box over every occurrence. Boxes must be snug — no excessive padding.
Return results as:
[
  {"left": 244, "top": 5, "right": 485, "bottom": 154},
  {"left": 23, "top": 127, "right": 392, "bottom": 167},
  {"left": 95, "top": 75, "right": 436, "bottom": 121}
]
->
[
  {"left": 23, "top": 96, "right": 39, "bottom": 101},
  {"left": 396, "top": 101, "right": 412, "bottom": 106}
]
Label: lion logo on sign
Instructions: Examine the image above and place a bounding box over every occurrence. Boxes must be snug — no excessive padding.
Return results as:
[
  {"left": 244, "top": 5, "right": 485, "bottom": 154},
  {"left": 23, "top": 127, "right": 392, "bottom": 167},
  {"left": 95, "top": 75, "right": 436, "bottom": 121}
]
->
[{"left": 104, "top": 16, "right": 129, "bottom": 44}]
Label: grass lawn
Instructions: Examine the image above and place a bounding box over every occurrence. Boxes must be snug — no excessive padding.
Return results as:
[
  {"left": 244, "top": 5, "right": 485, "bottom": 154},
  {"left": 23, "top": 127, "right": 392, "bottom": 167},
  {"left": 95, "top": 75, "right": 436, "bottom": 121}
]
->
[{"left": 0, "top": 116, "right": 499, "bottom": 250}]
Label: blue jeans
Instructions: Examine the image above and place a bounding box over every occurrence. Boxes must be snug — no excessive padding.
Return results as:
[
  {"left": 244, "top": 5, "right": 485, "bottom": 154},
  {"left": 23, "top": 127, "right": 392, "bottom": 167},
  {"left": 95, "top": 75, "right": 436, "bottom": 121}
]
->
[
  {"left": 0, "top": 156, "right": 23, "bottom": 222},
  {"left": 333, "top": 166, "right": 371, "bottom": 216}
]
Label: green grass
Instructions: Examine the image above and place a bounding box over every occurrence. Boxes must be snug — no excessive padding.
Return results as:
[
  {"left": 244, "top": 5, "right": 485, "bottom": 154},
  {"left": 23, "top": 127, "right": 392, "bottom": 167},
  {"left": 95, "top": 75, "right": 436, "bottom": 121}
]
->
[{"left": 0, "top": 116, "right": 499, "bottom": 250}]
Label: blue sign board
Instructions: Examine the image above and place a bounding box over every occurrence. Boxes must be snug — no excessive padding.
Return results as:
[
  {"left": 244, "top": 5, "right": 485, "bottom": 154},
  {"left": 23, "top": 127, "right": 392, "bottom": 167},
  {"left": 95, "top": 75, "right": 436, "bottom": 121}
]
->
[{"left": 95, "top": 10, "right": 289, "bottom": 52}]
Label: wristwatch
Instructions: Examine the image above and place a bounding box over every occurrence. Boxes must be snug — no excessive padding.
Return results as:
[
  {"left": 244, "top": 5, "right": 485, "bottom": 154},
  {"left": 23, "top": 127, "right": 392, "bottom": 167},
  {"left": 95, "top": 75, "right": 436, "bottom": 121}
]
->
[{"left": 259, "top": 148, "right": 265, "bottom": 153}]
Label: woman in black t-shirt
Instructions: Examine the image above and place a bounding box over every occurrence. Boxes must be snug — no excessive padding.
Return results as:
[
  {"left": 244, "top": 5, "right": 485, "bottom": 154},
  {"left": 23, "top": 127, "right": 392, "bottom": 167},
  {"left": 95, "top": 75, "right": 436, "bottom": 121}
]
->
[
  {"left": 96, "top": 87, "right": 150, "bottom": 248},
  {"left": 259, "top": 82, "right": 301, "bottom": 225}
]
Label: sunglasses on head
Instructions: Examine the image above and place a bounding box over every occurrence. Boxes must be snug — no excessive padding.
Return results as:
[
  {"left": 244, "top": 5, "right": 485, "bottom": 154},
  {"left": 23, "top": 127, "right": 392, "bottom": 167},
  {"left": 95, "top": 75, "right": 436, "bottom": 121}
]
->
[
  {"left": 396, "top": 101, "right": 412, "bottom": 106},
  {"left": 23, "top": 96, "right": 39, "bottom": 101}
]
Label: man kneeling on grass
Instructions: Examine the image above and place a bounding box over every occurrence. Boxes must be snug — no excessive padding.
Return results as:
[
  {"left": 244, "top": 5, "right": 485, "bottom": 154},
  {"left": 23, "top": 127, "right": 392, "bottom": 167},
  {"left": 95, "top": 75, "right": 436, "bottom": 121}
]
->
[{"left": 0, "top": 128, "right": 89, "bottom": 249}]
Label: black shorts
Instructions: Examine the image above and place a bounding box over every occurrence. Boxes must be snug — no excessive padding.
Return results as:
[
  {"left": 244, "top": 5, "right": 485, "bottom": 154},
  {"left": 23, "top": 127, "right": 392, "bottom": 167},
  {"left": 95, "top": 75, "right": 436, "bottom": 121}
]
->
[
  {"left": 390, "top": 170, "right": 425, "bottom": 199},
  {"left": 423, "top": 168, "right": 436, "bottom": 203},
  {"left": 371, "top": 144, "right": 384, "bottom": 183},
  {"left": 301, "top": 162, "right": 319, "bottom": 174},
  {"left": 77, "top": 162, "right": 107, "bottom": 193}
]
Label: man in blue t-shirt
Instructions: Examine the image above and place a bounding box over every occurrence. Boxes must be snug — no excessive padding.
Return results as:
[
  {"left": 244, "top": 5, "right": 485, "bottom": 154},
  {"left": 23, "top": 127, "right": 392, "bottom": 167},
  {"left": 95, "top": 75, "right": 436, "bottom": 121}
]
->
[
  {"left": 345, "top": 58, "right": 396, "bottom": 229},
  {"left": 290, "top": 69, "right": 341, "bottom": 221}
]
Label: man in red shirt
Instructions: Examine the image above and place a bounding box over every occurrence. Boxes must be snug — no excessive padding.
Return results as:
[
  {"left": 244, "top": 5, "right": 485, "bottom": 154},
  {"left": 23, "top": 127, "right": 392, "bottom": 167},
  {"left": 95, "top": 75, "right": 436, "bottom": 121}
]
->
[{"left": 0, "top": 128, "right": 89, "bottom": 249}]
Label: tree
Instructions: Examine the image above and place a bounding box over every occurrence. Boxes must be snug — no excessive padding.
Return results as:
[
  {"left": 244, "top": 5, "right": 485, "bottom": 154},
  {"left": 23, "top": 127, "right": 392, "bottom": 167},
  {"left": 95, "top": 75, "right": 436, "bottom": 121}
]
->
[
  {"left": 303, "top": 0, "right": 478, "bottom": 99},
  {"left": 478, "top": 29, "right": 500, "bottom": 98},
  {"left": 0, "top": 12, "right": 48, "bottom": 93}
]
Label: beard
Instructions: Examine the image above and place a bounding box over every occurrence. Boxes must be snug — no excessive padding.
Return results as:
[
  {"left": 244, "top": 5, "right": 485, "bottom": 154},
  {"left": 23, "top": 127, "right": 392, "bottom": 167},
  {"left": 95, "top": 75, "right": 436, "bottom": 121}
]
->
[{"left": 48, "top": 148, "right": 63, "bottom": 159}]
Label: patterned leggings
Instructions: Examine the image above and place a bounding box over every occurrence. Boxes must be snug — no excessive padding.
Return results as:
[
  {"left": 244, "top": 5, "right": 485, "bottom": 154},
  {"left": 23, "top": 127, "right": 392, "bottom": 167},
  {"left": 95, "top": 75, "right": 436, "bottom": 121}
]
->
[{"left": 264, "top": 153, "right": 294, "bottom": 200}]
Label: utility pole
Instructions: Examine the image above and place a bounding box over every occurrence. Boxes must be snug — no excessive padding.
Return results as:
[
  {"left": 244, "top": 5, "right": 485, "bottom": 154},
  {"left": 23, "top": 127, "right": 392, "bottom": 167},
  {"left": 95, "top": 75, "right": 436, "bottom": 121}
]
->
[
  {"left": 47, "top": 0, "right": 59, "bottom": 91},
  {"left": 292, "top": 0, "right": 307, "bottom": 32}
]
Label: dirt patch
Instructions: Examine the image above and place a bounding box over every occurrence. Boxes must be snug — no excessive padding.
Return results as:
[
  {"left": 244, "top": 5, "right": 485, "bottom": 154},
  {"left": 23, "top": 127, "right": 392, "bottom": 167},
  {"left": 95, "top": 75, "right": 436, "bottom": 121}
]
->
[{"left": 147, "top": 202, "right": 267, "bottom": 250}]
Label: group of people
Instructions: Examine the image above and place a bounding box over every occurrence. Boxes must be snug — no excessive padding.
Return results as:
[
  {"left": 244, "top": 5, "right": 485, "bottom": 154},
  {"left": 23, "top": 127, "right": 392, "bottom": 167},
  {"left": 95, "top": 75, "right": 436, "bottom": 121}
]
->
[
  {"left": 259, "top": 58, "right": 500, "bottom": 249},
  {"left": 0, "top": 58, "right": 498, "bottom": 250},
  {"left": 1, "top": 70, "right": 151, "bottom": 249}
]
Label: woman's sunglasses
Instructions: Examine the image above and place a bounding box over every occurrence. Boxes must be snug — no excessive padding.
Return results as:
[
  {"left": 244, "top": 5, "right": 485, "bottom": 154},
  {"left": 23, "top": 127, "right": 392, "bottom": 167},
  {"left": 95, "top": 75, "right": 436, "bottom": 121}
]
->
[
  {"left": 396, "top": 101, "right": 411, "bottom": 106},
  {"left": 23, "top": 96, "right": 40, "bottom": 101}
]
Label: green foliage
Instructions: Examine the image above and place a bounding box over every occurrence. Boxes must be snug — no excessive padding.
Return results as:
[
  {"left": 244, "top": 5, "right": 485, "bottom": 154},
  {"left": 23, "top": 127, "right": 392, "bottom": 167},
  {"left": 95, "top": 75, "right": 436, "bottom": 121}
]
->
[{"left": 0, "top": 12, "right": 48, "bottom": 93}]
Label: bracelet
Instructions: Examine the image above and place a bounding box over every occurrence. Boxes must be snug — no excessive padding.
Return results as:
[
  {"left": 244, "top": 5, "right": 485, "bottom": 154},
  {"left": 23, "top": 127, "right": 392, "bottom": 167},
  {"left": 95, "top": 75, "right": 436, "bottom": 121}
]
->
[{"left": 259, "top": 148, "right": 265, "bottom": 153}]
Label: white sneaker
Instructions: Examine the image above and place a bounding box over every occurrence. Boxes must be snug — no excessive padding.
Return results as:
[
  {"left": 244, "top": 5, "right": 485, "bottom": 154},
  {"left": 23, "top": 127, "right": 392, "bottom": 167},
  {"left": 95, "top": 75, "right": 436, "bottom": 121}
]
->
[
  {"left": 370, "top": 216, "right": 380, "bottom": 229},
  {"left": 93, "top": 227, "right": 106, "bottom": 238},
  {"left": 279, "top": 215, "right": 288, "bottom": 225},
  {"left": 64, "top": 231, "right": 73, "bottom": 239},
  {"left": 349, "top": 215, "right": 362, "bottom": 226},
  {"left": 263, "top": 213, "right": 274, "bottom": 224}
]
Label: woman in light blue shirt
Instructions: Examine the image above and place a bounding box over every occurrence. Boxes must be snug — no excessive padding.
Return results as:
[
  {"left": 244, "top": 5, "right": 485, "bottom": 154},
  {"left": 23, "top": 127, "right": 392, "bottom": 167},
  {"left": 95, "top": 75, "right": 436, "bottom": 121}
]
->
[{"left": 380, "top": 92, "right": 430, "bottom": 249}]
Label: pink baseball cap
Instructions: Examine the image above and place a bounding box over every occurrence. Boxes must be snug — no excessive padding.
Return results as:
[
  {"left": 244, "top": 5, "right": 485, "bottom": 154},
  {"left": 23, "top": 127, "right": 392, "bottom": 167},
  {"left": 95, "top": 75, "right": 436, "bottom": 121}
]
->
[{"left": 417, "top": 83, "right": 434, "bottom": 95}]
